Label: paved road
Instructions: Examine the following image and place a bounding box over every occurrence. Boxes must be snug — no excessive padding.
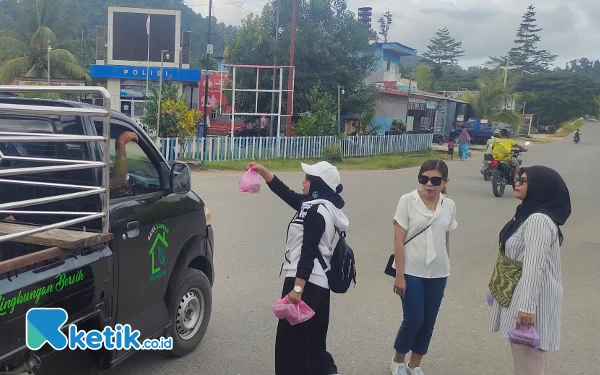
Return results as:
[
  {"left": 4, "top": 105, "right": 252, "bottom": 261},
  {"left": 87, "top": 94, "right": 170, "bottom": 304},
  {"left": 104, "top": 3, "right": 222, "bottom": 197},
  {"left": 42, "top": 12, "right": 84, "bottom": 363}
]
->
[{"left": 41, "top": 123, "right": 599, "bottom": 375}]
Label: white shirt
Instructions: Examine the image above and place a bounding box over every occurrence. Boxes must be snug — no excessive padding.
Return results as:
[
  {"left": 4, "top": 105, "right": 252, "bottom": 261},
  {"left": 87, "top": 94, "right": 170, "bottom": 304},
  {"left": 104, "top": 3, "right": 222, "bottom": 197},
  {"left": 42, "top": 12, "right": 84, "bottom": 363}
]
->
[{"left": 392, "top": 189, "right": 458, "bottom": 278}]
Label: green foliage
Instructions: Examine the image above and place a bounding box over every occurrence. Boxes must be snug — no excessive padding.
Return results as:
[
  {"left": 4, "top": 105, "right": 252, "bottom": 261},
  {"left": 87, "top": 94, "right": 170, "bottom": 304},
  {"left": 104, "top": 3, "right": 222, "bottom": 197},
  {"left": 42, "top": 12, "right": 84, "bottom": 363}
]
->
[
  {"left": 358, "top": 111, "right": 380, "bottom": 135},
  {"left": 0, "top": 0, "right": 90, "bottom": 84},
  {"left": 411, "top": 64, "right": 434, "bottom": 92},
  {"left": 515, "top": 72, "right": 600, "bottom": 126},
  {"left": 341, "top": 84, "right": 379, "bottom": 117},
  {"left": 377, "top": 11, "right": 392, "bottom": 43},
  {"left": 293, "top": 84, "right": 338, "bottom": 136},
  {"left": 460, "top": 73, "right": 521, "bottom": 126},
  {"left": 561, "top": 58, "right": 600, "bottom": 82},
  {"left": 422, "top": 27, "right": 465, "bottom": 66},
  {"left": 488, "top": 5, "right": 556, "bottom": 73},
  {"left": 596, "top": 97, "right": 600, "bottom": 117},
  {"left": 224, "top": 0, "right": 378, "bottom": 119},
  {"left": 141, "top": 79, "right": 181, "bottom": 138},
  {"left": 388, "top": 119, "right": 407, "bottom": 135},
  {"left": 322, "top": 143, "right": 342, "bottom": 163}
]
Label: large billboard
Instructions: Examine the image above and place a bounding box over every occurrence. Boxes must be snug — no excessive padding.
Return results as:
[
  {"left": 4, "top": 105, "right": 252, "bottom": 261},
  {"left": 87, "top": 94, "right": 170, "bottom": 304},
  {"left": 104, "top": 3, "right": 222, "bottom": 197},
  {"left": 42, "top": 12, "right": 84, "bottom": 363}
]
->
[{"left": 108, "top": 7, "right": 180, "bottom": 67}]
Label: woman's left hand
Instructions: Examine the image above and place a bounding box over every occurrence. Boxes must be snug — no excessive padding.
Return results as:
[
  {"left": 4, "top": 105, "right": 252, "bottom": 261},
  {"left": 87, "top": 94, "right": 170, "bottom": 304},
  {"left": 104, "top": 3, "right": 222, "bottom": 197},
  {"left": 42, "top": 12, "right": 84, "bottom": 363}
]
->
[
  {"left": 287, "top": 290, "right": 302, "bottom": 304},
  {"left": 516, "top": 311, "right": 536, "bottom": 328}
]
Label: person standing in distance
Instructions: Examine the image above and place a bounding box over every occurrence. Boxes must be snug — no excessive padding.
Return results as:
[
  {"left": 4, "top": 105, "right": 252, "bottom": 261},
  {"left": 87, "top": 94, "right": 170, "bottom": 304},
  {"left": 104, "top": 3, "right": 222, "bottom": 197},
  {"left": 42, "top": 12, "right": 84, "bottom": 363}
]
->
[
  {"left": 391, "top": 160, "right": 458, "bottom": 375},
  {"left": 248, "top": 161, "right": 349, "bottom": 375}
]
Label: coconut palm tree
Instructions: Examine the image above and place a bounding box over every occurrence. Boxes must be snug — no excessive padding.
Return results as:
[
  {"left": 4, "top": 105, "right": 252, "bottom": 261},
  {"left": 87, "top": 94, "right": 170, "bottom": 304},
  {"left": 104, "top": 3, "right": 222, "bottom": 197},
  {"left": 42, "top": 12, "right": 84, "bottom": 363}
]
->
[
  {"left": 0, "top": 0, "right": 89, "bottom": 84},
  {"left": 460, "top": 72, "right": 522, "bottom": 126}
]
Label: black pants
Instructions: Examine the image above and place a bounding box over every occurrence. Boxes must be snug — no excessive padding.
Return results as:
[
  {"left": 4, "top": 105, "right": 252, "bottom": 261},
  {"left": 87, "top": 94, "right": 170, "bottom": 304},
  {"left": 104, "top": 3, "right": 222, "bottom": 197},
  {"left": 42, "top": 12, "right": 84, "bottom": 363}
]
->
[{"left": 275, "top": 277, "right": 337, "bottom": 375}]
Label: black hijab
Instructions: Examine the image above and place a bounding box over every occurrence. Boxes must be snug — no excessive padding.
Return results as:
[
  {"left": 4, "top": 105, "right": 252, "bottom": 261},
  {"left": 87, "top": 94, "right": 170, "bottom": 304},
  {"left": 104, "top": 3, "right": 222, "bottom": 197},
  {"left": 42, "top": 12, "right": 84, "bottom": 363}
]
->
[
  {"left": 305, "top": 175, "right": 345, "bottom": 209},
  {"left": 499, "top": 165, "right": 571, "bottom": 253}
]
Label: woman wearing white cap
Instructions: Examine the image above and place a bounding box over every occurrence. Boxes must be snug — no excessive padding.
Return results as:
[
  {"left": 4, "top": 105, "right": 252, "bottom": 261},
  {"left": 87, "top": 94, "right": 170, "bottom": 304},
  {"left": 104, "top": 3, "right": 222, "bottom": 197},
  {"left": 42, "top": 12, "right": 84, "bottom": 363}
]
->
[{"left": 249, "top": 161, "right": 349, "bottom": 375}]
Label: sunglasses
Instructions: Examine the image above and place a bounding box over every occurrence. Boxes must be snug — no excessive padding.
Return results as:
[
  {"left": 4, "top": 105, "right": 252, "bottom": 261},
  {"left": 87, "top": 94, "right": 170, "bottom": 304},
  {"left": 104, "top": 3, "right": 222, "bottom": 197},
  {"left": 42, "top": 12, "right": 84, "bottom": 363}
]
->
[
  {"left": 516, "top": 177, "right": 528, "bottom": 185},
  {"left": 418, "top": 175, "right": 444, "bottom": 186}
]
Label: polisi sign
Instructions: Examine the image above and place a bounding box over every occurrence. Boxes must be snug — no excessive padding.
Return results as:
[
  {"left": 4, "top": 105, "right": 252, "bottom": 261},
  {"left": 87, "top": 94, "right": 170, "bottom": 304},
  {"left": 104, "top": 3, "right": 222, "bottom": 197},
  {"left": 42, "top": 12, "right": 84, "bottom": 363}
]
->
[{"left": 89, "top": 65, "right": 201, "bottom": 82}]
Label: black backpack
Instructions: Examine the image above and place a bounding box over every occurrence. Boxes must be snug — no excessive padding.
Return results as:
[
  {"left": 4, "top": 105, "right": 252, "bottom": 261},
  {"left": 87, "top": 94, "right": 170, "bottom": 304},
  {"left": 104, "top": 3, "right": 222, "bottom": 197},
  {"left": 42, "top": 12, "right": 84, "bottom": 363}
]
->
[{"left": 317, "top": 228, "right": 357, "bottom": 294}]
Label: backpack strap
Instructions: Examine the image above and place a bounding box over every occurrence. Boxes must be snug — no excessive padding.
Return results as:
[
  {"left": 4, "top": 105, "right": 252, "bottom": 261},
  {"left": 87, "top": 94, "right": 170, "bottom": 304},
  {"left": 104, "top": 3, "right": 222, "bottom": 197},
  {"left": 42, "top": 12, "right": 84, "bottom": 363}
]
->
[{"left": 313, "top": 203, "right": 341, "bottom": 273}]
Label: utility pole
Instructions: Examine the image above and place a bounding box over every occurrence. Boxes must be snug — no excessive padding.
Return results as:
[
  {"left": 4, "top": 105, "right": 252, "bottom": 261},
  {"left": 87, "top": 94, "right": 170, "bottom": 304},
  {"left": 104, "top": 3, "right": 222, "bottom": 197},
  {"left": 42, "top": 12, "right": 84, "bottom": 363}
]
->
[
  {"left": 269, "top": 0, "right": 280, "bottom": 137},
  {"left": 337, "top": 85, "right": 344, "bottom": 132},
  {"left": 47, "top": 42, "right": 52, "bottom": 84},
  {"left": 202, "top": 0, "right": 213, "bottom": 137},
  {"left": 157, "top": 50, "right": 169, "bottom": 143},
  {"left": 285, "top": 0, "right": 296, "bottom": 137},
  {"left": 504, "top": 54, "right": 510, "bottom": 88}
]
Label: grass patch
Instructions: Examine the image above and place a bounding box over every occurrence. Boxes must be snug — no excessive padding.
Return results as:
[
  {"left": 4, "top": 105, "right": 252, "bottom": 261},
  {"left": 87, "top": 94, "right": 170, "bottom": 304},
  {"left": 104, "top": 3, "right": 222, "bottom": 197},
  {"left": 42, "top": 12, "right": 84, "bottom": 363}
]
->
[
  {"left": 553, "top": 119, "right": 585, "bottom": 138},
  {"left": 199, "top": 150, "right": 449, "bottom": 172}
]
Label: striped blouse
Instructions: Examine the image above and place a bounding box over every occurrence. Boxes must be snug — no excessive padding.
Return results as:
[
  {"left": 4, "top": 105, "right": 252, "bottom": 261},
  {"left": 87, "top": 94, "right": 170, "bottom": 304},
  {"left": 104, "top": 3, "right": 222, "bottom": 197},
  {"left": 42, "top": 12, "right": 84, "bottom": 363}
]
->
[{"left": 489, "top": 213, "right": 563, "bottom": 352}]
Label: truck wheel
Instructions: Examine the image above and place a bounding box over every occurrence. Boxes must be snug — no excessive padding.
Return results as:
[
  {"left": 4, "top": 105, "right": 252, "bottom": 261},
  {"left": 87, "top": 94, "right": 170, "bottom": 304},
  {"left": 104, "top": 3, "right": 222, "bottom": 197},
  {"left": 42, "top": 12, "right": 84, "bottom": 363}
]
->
[{"left": 168, "top": 268, "right": 212, "bottom": 357}]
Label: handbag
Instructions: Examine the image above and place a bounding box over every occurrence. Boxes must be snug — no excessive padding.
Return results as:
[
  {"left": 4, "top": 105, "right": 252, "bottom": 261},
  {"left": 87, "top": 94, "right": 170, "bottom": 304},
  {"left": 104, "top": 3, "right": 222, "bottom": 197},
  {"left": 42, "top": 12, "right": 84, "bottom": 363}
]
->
[
  {"left": 488, "top": 249, "right": 523, "bottom": 307},
  {"left": 384, "top": 224, "right": 431, "bottom": 277}
]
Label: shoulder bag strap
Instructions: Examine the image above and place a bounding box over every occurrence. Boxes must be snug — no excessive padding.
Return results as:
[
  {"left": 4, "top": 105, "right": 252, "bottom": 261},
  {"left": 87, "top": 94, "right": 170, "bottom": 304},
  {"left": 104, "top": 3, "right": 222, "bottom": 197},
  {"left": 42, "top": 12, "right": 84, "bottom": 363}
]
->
[{"left": 404, "top": 224, "right": 431, "bottom": 246}]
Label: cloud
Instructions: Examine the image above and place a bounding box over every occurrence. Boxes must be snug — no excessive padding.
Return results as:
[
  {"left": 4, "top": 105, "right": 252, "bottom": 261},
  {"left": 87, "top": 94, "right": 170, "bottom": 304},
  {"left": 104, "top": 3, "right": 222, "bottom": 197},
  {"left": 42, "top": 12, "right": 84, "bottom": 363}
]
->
[{"left": 186, "top": 0, "right": 600, "bottom": 67}]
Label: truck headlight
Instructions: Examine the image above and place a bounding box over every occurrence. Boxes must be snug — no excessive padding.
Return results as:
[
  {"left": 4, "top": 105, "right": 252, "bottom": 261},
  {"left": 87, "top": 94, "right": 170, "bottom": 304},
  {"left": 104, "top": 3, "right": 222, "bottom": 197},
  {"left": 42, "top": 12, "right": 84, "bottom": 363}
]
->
[{"left": 204, "top": 206, "right": 211, "bottom": 226}]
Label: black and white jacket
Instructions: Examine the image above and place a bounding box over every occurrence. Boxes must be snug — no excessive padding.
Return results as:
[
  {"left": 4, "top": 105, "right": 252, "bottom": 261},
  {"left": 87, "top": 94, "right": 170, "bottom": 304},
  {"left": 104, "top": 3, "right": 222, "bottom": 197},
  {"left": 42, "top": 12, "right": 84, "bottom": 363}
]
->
[{"left": 267, "top": 176, "right": 349, "bottom": 289}]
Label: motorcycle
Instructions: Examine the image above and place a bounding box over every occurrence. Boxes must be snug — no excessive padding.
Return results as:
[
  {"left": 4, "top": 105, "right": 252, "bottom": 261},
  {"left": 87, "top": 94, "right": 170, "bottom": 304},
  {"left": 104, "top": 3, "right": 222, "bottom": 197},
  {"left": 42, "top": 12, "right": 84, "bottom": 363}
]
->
[
  {"left": 574, "top": 133, "right": 580, "bottom": 144},
  {"left": 488, "top": 142, "right": 531, "bottom": 197},
  {"left": 481, "top": 153, "right": 493, "bottom": 181}
]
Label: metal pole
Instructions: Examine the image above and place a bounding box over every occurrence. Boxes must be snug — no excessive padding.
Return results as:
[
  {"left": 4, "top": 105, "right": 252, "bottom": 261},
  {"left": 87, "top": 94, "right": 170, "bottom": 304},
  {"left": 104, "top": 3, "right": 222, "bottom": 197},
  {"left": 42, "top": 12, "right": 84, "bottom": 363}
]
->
[
  {"left": 337, "top": 85, "right": 341, "bottom": 133},
  {"left": 504, "top": 55, "right": 510, "bottom": 88},
  {"left": 277, "top": 67, "right": 283, "bottom": 156},
  {"left": 47, "top": 44, "right": 52, "bottom": 84},
  {"left": 270, "top": 0, "right": 280, "bottom": 137},
  {"left": 157, "top": 51, "right": 167, "bottom": 143},
  {"left": 285, "top": 0, "right": 297, "bottom": 136},
  {"left": 231, "top": 66, "right": 236, "bottom": 138},
  {"left": 202, "top": 0, "right": 212, "bottom": 137}
]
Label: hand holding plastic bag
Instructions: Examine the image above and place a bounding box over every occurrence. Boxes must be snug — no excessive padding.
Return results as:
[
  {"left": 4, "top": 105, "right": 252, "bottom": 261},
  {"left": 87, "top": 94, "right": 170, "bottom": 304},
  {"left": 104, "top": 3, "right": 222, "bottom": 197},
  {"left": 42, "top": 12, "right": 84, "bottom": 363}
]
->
[
  {"left": 508, "top": 318, "right": 541, "bottom": 349},
  {"left": 272, "top": 296, "right": 315, "bottom": 325},
  {"left": 238, "top": 167, "right": 261, "bottom": 194}
]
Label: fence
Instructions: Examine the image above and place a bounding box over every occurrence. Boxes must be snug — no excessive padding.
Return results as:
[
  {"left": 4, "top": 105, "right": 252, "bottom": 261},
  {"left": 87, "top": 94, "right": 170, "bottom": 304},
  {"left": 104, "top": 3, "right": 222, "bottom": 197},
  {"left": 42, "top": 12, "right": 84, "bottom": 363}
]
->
[{"left": 158, "top": 133, "right": 433, "bottom": 163}]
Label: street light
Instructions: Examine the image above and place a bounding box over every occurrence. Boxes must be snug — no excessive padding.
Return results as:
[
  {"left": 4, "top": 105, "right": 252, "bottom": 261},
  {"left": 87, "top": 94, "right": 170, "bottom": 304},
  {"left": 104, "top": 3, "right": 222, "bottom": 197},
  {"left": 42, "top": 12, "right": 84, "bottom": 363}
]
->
[
  {"left": 47, "top": 42, "right": 52, "bottom": 84},
  {"left": 156, "top": 50, "right": 170, "bottom": 143},
  {"left": 337, "top": 85, "right": 345, "bottom": 132}
]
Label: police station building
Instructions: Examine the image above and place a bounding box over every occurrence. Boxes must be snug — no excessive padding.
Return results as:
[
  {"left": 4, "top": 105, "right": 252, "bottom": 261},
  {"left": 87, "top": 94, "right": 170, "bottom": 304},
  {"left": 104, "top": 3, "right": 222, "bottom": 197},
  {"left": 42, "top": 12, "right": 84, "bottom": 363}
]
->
[{"left": 90, "top": 7, "right": 200, "bottom": 123}]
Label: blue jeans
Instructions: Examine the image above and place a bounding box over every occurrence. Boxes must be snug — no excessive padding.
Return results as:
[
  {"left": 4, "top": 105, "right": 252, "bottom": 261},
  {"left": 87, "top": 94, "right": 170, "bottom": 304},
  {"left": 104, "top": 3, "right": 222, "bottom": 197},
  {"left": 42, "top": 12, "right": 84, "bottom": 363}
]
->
[{"left": 394, "top": 274, "right": 448, "bottom": 355}]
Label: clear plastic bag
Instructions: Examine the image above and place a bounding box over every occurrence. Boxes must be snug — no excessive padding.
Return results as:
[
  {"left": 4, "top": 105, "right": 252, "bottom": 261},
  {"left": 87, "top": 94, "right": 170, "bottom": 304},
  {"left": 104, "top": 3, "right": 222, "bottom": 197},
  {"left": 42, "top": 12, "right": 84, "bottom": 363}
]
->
[
  {"left": 238, "top": 167, "right": 261, "bottom": 194},
  {"left": 272, "top": 296, "right": 315, "bottom": 325},
  {"left": 508, "top": 322, "right": 541, "bottom": 349}
]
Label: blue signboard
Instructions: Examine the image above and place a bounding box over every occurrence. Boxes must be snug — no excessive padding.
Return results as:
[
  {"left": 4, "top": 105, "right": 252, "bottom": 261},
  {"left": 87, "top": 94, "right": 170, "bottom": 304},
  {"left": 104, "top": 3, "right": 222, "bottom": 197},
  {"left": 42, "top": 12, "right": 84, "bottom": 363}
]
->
[{"left": 89, "top": 64, "right": 201, "bottom": 82}]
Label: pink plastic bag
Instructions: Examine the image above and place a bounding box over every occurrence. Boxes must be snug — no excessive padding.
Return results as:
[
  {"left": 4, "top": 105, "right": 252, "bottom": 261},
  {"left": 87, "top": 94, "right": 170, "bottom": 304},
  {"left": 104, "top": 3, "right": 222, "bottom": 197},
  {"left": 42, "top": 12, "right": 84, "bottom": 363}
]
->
[
  {"left": 238, "top": 167, "right": 261, "bottom": 194},
  {"left": 272, "top": 296, "right": 315, "bottom": 325},
  {"left": 508, "top": 322, "right": 541, "bottom": 349}
]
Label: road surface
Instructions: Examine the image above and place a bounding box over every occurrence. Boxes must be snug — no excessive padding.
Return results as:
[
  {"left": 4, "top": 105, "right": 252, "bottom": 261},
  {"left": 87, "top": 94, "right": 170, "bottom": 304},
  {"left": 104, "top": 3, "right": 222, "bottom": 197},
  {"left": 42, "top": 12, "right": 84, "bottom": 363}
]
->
[{"left": 40, "top": 123, "right": 599, "bottom": 375}]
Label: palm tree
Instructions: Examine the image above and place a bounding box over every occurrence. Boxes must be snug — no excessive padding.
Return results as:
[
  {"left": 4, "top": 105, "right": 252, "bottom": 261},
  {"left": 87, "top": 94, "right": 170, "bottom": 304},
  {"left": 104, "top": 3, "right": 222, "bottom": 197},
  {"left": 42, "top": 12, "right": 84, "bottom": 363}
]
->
[
  {"left": 460, "top": 72, "right": 521, "bottom": 126},
  {"left": 0, "top": 0, "right": 89, "bottom": 84}
]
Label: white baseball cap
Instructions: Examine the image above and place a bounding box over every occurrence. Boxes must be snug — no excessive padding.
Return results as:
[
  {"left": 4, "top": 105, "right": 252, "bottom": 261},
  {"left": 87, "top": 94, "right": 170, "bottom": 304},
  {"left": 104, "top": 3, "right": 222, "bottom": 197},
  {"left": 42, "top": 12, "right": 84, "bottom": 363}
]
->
[{"left": 301, "top": 161, "right": 341, "bottom": 192}]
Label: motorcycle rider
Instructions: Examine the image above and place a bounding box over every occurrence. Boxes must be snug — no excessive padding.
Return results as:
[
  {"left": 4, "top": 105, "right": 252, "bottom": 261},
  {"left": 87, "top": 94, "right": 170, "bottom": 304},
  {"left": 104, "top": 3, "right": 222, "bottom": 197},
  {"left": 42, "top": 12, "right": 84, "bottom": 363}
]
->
[
  {"left": 492, "top": 129, "right": 528, "bottom": 183},
  {"left": 574, "top": 129, "right": 581, "bottom": 142}
]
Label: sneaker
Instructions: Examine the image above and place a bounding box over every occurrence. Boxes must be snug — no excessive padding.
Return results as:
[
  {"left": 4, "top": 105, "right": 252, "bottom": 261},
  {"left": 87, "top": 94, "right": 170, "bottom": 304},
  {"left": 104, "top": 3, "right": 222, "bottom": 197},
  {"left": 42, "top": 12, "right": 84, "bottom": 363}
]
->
[
  {"left": 391, "top": 359, "right": 408, "bottom": 375},
  {"left": 407, "top": 365, "right": 424, "bottom": 375}
]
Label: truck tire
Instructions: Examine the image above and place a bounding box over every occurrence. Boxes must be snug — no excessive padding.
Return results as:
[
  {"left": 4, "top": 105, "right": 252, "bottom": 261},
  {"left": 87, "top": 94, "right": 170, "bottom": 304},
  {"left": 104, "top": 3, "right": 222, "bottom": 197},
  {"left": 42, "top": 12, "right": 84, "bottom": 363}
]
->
[{"left": 168, "top": 268, "right": 212, "bottom": 357}]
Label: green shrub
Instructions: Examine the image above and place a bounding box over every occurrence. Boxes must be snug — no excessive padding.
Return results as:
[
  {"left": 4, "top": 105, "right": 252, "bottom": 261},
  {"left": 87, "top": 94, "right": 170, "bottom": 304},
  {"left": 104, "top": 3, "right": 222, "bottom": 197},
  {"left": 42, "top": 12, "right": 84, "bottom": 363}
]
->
[{"left": 322, "top": 142, "right": 343, "bottom": 163}]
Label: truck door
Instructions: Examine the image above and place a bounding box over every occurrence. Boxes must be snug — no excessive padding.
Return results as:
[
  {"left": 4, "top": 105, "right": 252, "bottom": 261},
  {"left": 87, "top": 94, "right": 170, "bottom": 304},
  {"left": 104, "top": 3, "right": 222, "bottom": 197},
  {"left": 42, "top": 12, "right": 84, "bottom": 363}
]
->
[{"left": 96, "top": 118, "right": 184, "bottom": 350}]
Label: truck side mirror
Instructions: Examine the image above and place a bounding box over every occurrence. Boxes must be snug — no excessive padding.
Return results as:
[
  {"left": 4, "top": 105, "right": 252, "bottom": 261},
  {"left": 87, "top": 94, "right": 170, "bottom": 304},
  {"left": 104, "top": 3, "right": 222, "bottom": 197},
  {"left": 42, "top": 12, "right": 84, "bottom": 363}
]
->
[{"left": 171, "top": 162, "right": 191, "bottom": 194}]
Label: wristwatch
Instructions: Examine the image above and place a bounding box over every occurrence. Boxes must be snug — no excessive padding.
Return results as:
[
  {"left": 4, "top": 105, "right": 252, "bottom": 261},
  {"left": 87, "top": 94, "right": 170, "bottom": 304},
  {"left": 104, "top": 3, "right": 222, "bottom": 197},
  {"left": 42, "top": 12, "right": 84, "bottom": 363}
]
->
[{"left": 293, "top": 285, "right": 304, "bottom": 293}]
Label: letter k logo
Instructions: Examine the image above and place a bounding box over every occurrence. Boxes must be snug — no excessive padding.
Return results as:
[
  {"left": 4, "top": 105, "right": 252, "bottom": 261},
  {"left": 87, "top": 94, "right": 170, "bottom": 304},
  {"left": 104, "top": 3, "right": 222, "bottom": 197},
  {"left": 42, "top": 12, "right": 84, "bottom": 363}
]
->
[{"left": 26, "top": 308, "right": 69, "bottom": 350}]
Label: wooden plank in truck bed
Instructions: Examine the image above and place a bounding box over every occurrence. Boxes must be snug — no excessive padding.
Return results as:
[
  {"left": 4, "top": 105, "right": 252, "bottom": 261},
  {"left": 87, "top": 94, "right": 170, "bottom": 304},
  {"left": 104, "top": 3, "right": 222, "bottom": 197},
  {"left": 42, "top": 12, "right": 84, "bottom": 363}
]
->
[
  {"left": 0, "top": 222, "right": 111, "bottom": 250},
  {"left": 0, "top": 233, "right": 112, "bottom": 273}
]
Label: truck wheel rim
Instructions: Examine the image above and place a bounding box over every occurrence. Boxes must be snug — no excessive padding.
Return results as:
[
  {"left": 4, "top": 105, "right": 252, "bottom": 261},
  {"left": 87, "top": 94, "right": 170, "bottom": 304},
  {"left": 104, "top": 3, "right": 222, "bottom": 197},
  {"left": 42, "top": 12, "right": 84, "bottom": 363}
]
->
[{"left": 176, "top": 287, "right": 205, "bottom": 340}]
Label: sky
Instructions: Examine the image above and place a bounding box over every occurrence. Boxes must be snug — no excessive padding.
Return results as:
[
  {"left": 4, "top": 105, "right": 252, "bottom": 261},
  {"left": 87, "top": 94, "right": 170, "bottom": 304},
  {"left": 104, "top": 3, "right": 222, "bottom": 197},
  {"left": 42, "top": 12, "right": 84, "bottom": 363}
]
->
[{"left": 186, "top": 0, "right": 600, "bottom": 69}]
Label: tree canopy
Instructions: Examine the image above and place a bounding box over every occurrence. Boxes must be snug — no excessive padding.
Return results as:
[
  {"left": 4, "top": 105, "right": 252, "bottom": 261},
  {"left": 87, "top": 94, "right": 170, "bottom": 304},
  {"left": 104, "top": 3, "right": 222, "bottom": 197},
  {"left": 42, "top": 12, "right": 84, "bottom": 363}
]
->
[
  {"left": 422, "top": 27, "right": 464, "bottom": 66},
  {"left": 488, "top": 5, "right": 557, "bottom": 73},
  {"left": 224, "top": 0, "right": 378, "bottom": 121}
]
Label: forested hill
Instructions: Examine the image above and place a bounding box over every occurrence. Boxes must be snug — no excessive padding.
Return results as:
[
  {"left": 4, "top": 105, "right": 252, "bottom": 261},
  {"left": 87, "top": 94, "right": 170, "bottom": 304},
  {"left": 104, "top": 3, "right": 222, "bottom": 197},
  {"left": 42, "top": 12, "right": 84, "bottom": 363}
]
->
[{"left": 0, "top": 0, "right": 235, "bottom": 68}]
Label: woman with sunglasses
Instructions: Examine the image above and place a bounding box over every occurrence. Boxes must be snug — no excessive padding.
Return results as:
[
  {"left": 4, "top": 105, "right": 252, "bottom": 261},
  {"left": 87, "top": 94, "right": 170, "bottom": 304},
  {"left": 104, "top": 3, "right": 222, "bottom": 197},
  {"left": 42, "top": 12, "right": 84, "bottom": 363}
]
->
[
  {"left": 489, "top": 166, "right": 571, "bottom": 375},
  {"left": 390, "top": 160, "right": 458, "bottom": 375}
]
